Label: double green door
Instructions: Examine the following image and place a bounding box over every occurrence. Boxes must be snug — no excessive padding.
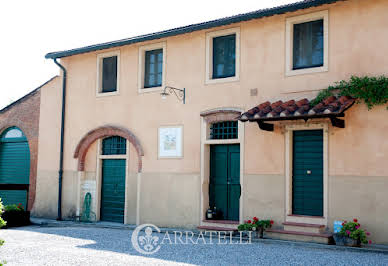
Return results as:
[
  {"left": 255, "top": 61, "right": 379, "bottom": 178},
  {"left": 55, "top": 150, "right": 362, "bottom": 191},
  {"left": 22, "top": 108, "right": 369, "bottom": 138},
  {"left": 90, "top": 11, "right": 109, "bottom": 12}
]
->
[
  {"left": 100, "top": 159, "right": 126, "bottom": 223},
  {"left": 209, "top": 144, "right": 240, "bottom": 221},
  {"left": 292, "top": 130, "right": 323, "bottom": 216}
]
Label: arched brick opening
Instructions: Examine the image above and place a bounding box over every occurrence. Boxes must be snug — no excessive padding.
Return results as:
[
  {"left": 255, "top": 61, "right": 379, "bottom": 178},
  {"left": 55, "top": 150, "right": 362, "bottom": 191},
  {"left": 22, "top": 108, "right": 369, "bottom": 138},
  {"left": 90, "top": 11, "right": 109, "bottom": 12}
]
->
[
  {"left": 74, "top": 125, "right": 144, "bottom": 173},
  {"left": 200, "top": 107, "right": 242, "bottom": 123},
  {"left": 0, "top": 123, "right": 38, "bottom": 211}
]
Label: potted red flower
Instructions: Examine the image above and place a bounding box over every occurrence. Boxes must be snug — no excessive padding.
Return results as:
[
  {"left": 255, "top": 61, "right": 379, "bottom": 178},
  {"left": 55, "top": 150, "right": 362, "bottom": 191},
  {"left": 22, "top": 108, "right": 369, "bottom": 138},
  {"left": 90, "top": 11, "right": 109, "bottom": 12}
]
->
[
  {"left": 334, "top": 219, "right": 371, "bottom": 247},
  {"left": 237, "top": 217, "right": 274, "bottom": 238}
]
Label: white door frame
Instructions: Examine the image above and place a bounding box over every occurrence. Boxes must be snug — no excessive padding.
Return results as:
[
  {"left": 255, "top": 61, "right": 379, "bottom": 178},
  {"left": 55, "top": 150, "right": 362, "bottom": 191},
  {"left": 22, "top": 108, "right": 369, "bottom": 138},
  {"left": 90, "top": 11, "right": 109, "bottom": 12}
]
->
[
  {"left": 200, "top": 116, "right": 245, "bottom": 224},
  {"left": 284, "top": 123, "right": 328, "bottom": 225}
]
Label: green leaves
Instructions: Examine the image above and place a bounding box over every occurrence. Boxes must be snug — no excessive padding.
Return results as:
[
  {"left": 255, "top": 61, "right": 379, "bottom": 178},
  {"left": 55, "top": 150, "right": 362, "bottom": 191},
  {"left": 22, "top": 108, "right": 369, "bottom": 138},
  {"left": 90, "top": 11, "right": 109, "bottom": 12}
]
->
[
  {"left": 311, "top": 75, "right": 388, "bottom": 110},
  {"left": 0, "top": 198, "right": 5, "bottom": 229},
  {"left": 339, "top": 220, "right": 369, "bottom": 244}
]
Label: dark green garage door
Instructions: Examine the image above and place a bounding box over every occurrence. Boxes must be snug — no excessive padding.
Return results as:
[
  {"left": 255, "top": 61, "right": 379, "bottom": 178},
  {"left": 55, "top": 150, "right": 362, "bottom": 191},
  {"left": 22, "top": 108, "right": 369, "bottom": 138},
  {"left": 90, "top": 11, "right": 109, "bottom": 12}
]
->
[
  {"left": 100, "top": 159, "right": 126, "bottom": 223},
  {"left": 292, "top": 130, "right": 323, "bottom": 217},
  {"left": 0, "top": 127, "right": 30, "bottom": 209},
  {"left": 209, "top": 144, "right": 240, "bottom": 221}
]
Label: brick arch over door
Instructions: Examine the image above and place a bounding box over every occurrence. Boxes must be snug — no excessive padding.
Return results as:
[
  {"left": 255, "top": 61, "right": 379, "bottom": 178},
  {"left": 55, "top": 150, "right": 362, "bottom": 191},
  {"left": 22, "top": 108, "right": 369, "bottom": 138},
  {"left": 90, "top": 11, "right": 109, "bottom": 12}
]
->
[{"left": 74, "top": 125, "right": 144, "bottom": 173}]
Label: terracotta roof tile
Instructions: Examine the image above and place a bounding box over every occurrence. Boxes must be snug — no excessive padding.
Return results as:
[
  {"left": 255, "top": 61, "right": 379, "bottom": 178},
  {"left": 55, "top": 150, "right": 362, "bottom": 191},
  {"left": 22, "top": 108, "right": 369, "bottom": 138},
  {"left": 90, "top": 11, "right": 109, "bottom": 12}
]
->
[{"left": 239, "top": 96, "right": 355, "bottom": 122}]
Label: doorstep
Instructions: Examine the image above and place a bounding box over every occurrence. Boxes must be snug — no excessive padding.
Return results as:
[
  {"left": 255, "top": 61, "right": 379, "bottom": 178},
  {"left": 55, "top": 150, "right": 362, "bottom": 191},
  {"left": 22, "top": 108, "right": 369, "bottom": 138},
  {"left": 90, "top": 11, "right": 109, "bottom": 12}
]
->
[
  {"left": 200, "top": 219, "right": 239, "bottom": 230},
  {"left": 265, "top": 228, "right": 333, "bottom": 245}
]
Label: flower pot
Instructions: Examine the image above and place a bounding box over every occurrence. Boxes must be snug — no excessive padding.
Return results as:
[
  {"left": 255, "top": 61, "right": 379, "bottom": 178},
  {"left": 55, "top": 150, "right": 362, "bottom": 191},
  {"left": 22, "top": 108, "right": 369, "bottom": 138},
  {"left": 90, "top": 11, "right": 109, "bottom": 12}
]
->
[{"left": 333, "top": 233, "right": 361, "bottom": 247}]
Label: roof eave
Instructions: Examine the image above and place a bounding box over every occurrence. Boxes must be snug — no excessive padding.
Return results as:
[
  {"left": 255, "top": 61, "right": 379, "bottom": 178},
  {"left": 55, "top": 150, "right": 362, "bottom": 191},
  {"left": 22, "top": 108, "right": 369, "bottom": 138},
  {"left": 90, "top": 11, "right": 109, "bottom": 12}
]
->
[{"left": 45, "top": 0, "right": 342, "bottom": 59}]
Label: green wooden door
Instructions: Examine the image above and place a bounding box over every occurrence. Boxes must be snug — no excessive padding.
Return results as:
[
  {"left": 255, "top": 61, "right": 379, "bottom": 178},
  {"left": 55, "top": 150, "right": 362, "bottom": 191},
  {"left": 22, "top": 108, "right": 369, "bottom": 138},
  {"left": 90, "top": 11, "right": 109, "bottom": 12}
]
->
[
  {"left": 0, "top": 127, "right": 30, "bottom": 209},
  {"left": 292, "top": 130, "right": 323, "bottom": 216},
  {"left": 209, "top": 144, "right": 240, "bottom": 221},
  {"left": 100, "top": 159, "right": 126, "bottom": 223}
]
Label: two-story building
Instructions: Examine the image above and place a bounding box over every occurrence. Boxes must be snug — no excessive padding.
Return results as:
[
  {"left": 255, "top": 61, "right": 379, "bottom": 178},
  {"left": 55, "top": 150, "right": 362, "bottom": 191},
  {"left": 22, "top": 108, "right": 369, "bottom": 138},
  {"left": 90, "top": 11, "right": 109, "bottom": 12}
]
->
[{"left": 22, "top": 0, "right": 388, "bottom": 244}]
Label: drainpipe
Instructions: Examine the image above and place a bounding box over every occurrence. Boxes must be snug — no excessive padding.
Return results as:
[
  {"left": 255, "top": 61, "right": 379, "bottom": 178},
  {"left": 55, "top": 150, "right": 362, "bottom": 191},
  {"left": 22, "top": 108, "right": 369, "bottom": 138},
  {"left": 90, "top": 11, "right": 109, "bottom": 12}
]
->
[{"left": 53, "top": 58, "right": 67, "bottom": 221}]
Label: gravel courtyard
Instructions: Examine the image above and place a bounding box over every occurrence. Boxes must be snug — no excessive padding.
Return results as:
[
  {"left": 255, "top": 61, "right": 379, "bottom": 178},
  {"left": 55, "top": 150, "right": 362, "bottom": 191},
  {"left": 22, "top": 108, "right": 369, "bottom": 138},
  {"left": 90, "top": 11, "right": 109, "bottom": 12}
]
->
[{"left": 1, "top": 226, "right": 388, "bottom": 266}]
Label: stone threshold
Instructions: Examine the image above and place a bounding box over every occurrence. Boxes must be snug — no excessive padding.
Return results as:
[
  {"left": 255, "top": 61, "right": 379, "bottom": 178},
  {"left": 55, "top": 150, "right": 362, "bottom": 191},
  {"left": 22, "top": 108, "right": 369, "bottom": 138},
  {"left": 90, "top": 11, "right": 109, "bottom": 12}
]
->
[{"left": 28, "top": 217, "right": 388, "bottom": 255}]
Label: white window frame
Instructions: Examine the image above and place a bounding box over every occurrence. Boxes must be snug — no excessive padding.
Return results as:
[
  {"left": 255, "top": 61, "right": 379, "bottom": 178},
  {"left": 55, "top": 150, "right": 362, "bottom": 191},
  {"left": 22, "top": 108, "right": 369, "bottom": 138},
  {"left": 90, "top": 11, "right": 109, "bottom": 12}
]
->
[
  {"left": 96, "top": 50, "right": 120, "bottom": 97},
  {"left": 285, "top": 10, "right": 329, "bottom": 77},
  {"left": 205, "top": 27, "right": 240, "bottom": 85},
  {"left": 138, "top": 42, "right": 166, "bottom": 93}
]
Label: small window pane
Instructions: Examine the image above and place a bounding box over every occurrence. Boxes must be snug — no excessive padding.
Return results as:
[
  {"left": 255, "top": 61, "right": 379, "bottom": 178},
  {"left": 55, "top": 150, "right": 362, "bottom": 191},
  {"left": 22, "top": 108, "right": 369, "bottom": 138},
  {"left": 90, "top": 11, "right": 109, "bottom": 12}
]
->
[
  {"left": 102, "top": 136, "right": 126, "bottom": 155},
  {"left": 144, "top": 49, "right": 163, "bottom": 88},
  {"left": 210, "top": 121, "right": 238, "bottom": 140},
  {"left": 1, "top": 128, "right": 24, "bottom": 139},
  {"left": 212, "top": 34, "right": 236, "bottom": 79},
  {"left": 293, "top": 20, "right": 323, "bottom": 70},
  {"left": 102, "top": 56, "right": 117, "bottom": 93}
]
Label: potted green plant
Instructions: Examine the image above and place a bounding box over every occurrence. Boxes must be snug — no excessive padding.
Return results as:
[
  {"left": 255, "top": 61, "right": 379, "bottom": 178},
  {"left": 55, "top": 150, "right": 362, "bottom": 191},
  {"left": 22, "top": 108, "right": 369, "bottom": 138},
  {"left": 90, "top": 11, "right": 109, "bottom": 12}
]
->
[
  {"left": 237, "top": 217, "right": 274, "bottom": 238},
  {"left": 334, "top": 219, "right": 371, "bottom": 247}
]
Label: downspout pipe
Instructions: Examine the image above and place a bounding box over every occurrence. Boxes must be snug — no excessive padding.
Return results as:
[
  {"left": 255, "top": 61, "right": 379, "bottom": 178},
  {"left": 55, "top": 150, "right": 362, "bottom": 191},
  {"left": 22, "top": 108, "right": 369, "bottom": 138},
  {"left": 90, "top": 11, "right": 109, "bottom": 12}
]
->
[{"left": 53, "top": 58, "right": 67, "bottom": 221}]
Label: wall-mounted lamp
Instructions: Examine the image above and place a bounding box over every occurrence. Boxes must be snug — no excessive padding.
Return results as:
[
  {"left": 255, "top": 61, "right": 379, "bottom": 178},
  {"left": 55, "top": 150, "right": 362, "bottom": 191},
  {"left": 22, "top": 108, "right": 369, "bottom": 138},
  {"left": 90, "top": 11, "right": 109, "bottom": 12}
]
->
[{"left": 161, "top": 86, "right": 186, "bottom": 104}]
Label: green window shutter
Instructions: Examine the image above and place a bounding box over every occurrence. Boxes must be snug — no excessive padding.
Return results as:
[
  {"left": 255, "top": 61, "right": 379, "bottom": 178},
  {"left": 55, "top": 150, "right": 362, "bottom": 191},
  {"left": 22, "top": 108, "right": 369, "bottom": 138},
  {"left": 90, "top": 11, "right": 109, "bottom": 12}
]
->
[
  {"left": 144, "top": 49, "right": 163, "bottom": 88},
  {"left": 102, "top": 56, "right": 117, "bottom": 93},
  {"left": 212, "top": 34, "right": 236, "bottom": 79},
  {"left": 293, "top": 19, "right": 324, "bottom": 70},
  {"left": 0, "top": 127, "right": 30, "bottom": 185}
]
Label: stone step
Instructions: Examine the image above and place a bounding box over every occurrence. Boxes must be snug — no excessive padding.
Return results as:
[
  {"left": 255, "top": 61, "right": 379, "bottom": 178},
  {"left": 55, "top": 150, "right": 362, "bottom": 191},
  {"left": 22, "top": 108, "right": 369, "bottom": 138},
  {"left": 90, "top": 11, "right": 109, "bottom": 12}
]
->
[
  {"left": 201, "top": 220, "right": 239, "bottom": 230},
  {"left": 283, "top": 221, "right": 325, "bottom": 234},
  {"left": 265, "top": 229, "right": 333, "bottom": 244},
  {"left": 197, "top": 225, "right": 238, "bottom": 232}
]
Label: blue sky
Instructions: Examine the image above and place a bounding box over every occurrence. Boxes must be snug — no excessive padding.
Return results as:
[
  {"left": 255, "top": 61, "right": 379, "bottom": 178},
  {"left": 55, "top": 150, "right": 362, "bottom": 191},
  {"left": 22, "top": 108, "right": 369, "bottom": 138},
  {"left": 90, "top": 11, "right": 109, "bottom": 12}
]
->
[{"left": 0, "top": 0, "right": 297, "bottom": 109}]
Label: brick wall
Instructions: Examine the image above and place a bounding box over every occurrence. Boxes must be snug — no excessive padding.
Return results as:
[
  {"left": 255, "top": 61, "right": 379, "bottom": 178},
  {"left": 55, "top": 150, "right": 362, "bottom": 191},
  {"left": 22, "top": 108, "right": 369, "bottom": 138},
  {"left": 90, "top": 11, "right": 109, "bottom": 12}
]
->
[{"left": 0, "top": 85, "right": 42, "bottom": 211}]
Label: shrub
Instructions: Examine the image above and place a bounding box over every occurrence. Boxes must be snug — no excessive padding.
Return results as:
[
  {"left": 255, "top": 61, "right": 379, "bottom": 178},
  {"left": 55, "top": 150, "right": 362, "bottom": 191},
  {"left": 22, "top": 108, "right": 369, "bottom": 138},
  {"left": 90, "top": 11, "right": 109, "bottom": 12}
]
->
[
  {"left": 0, "top": 198, "right": 6, "bottom": 266},
  {"left": 4, "top": 203, "right": 24, "bottom": 212},
  {"left": 0, "top": 199, "right": 5, "bottom": 229},
  {"left": 339, "top": 218, "right": 371, "bottom": 245},
  {"left": 310, "top": 75, "right": 388, "bottom": 110}
]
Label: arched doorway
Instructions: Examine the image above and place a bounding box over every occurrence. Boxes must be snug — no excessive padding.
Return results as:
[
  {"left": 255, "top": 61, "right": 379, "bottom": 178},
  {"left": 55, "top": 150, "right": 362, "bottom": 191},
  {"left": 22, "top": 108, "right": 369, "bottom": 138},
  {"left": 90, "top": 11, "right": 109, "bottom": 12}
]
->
[{"left": 0, "top": 127, "right": 30, "bottom": 209}]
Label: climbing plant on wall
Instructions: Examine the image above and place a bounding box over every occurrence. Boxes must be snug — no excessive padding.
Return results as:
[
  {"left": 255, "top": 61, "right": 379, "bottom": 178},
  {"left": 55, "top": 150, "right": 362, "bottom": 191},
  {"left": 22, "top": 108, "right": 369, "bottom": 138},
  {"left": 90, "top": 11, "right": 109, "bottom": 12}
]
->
[{"left": 311, "top": 75, "right": 388, "bottom": 110}]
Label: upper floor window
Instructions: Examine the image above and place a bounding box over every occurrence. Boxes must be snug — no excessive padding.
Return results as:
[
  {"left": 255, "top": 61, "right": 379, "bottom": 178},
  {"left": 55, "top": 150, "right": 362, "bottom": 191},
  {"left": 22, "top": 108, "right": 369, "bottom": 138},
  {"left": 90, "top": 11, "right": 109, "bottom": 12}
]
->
[
  {"left": 138, "top": 42, "right": 166, "bottom": 93},
  {"left": 206, "top": 27, "right": 240, "bottom": 84},
  {"left": 212, "top": 34, "right": 236, "bottom": 79},
  {"left": 285, "top": 10, "right": 328, "bottom": 77},
  {"left": 293, "top": 19, "right": 323, "bottom": 70},
  {"left": 96, "top": 51, "right": 120, "bottom": 96},
  {"left": 144, "top": 49, "right": 163, "bottom": 88}
]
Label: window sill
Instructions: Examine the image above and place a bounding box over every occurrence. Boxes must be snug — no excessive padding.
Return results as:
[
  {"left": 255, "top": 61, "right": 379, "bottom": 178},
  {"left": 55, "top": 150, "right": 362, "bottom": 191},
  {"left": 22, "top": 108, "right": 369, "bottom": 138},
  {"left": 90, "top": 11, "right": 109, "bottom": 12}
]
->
[
  {"left": 96, "top": 91, "right": 120, "bottom": 97},
  {"left": 138, "top": 86, "right": 163, "bottom": 94},
  {"left": 205, "top": 75, "right": 239, "bottom": 85},
  {"left": 285, "top": 65, "right": 328, "bottom": 77}
]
